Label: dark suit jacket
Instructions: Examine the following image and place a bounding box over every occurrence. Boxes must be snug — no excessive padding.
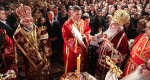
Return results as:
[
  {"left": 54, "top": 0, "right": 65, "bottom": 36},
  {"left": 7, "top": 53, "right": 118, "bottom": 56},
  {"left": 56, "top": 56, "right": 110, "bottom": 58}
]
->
[
  {"left": 59, "top": 15, "right": 69, "bottom": 28},
  {"left": 93, "top": 16, "right": 107, "bottom": 35},
  {"left": 44, "top": 20, "right": 63, "bottom": 46},
  {"left": 0, "top": 21, "right": 14, "bottom": 38}
]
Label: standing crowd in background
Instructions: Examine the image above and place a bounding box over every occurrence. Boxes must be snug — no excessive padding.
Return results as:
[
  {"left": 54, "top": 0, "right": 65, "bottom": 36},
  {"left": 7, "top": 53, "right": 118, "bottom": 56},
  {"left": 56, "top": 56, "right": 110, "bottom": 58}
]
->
[{"left": 0, "top": 0, "right": 150, "bottom": 80}]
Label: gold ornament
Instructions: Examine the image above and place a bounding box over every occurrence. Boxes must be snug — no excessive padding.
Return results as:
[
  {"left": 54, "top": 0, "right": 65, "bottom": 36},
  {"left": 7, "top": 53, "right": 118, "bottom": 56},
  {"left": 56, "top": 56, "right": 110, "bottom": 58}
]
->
[
  {"left": 112, "top": 10, "right": 130, "bottom": 26},
  {"left": 106, "top": 56, "right": 123, "bottom": 77}
]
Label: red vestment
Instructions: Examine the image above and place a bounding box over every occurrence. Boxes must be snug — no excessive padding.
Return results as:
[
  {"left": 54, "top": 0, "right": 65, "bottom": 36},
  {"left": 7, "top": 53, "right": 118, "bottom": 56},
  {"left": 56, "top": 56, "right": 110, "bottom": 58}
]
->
[
  {"left": 123, "top": 34, "right": 150, "bottom": 76},
  {"left": 13, "top": 25, "right": 52, "bottom": 80},
  {"left": 62, "top": 18, "right": 91, "bottom": 73},
  {"left": 0, "top": 29, "right": 13, "bottom": 74},
  {"left": 95, "top": 30, "right": 129, "bottom": 80}
]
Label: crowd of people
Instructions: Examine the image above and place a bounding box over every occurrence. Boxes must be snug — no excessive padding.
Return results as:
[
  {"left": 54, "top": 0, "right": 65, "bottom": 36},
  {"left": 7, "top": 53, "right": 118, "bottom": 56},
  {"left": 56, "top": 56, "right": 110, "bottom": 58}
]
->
[{"left": 0, "top": 0, "right": 150, "bottom": 80}]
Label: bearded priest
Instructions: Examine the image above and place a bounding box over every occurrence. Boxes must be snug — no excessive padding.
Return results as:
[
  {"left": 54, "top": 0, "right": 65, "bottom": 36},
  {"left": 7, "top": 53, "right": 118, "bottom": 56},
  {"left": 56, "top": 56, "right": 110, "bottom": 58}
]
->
[
  {"left": 94, "top": 10, "right": 130, "bottom": 80},
  {"left": 13, "top": 4, "right": 52, "bottom": 80}
]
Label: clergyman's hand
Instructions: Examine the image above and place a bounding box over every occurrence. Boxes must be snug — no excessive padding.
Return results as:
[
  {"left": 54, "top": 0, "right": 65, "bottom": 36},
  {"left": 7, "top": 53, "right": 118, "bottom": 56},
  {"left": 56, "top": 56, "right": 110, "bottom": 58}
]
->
[
  {"left": 103, "top": 41, "right": 112, "bottom": 51},
  {"left": 4, "top": 47, "right": 12, "bottom": 55}
]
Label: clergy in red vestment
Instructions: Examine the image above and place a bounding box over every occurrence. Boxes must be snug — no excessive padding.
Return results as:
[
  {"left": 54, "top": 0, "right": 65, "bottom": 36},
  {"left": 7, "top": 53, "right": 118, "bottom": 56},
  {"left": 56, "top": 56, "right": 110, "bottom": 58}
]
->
[
  {"left": 105, "top": 60, "right": 150, "bottom": 80},
  {"left": 0, "top": 29, "right": 13, "bottom": 74},
  {"left": 13, "top": 4, "right": 52, "bottom": 80},
  {"left": 123, "top": 21, "right": 150, "bottom": 77},
  {"left": 95, "top": 10, "right": 130, "bottom": 80},
  {"left": 62, "top": 5, "right": 91, "bottom": 73}
]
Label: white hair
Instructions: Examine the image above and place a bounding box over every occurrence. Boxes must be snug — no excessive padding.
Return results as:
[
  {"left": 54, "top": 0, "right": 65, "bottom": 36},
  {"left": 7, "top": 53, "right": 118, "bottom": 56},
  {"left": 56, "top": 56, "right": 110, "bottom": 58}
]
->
[
  {"left": 47, "top": 11, "right": 54, "bottom": 16},
  {"left": 82, "top": 13, "right": 89, "bottom": 17},
  {"left": 104, "top": 26, "right": 124, "bottom": 38},
  {"left": 121, "top": 66, "right": 150, "bottom": 80}
]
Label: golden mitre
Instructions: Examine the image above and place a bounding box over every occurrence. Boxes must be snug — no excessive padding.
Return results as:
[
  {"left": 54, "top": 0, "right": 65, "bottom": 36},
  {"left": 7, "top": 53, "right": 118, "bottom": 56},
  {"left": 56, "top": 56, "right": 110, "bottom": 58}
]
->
[
  {"left": 16, "top": 4, "right": 32, "bottom": 19},
  {"left": 112, "top": 10, "right": 130, "bottom": 26}
]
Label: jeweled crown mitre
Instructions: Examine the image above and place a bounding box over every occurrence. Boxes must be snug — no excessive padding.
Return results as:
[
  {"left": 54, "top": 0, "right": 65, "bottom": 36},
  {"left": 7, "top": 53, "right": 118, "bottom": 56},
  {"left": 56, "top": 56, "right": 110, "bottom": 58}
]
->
[
  {"left": 112, "top": 10, "right": 130, "bottom": 26},
  {"left": 16, "top": 4, "right": 32, "bottom": 19}
]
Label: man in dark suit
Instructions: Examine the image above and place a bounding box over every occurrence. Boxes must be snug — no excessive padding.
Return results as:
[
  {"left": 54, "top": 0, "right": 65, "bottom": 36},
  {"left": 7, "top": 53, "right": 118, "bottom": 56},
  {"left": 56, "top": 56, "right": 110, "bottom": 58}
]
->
[
  {"left": 93, "top": 9, "right": 107, "bottom": 35},
  {"left": 0, "top": 7, "right": 14, "bottom": 38},
  {"left": 60, "top": 6, "right": 73, "bottom": 28},
  {"left": 44, "top": 11, "right": 63, "bottom": 64},
  {"left": 52, "top": 6, "right": 59, "bottom": 21}
]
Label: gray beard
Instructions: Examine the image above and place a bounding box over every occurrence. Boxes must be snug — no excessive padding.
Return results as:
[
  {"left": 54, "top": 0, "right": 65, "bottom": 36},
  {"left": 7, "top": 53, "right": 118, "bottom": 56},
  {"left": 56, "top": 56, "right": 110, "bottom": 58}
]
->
[
  {"left": 121, "top": 66, "right": 150, "bottom": 80},
  {"left": 23, "top": 25, "right": 34, "bottom": 32},
  {"left": 104, "top": 26, "right": 124, "bottom": 39},
  {"left": 104, "top": 28, "right": 118, "bottom": 39},
  {"left": 121, "top": 72, "right": 150, "bottom": 80}
]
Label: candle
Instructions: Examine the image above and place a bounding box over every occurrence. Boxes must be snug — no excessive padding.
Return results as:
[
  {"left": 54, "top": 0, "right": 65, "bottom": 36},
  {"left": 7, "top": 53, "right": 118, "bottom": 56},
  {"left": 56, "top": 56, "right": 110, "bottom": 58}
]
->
[
  {"left": 77, "top": 54, "right": 81, "bottom": 74},
  {"left": 77, "top": 54, "right": 81, "bottom": 80}
]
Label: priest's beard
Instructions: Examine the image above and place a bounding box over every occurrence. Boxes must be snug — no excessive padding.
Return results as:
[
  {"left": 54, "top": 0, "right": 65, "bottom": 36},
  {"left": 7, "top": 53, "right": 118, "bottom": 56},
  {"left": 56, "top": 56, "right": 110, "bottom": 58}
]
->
[
  {"left": 24, "top": 24, "right": 34, "bottom": 31},
  {"left": 104, "top": 28, "right": 118, "bottom": 38},
  {"left": 121, "top": 71, "right": 150, "bottom": 80},
  {"left": 104, "top": 26, "right": 123, "bottom": 38},
  {"left": 121, "top": 66, "right": 150, "bottom": 80}
]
